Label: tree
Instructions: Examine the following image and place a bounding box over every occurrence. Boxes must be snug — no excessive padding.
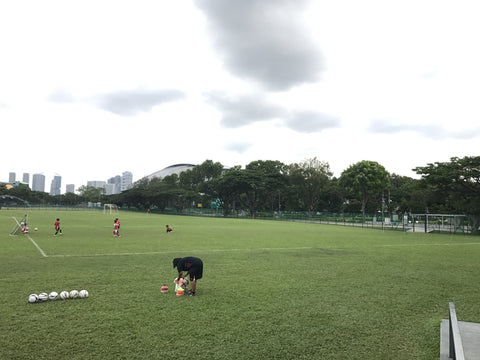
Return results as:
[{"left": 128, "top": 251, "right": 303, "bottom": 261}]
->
[
  {"left": 322, "top": 177, "right": 344, "bottom": 212},
  {"left": 339, "top": 160, "right": 390, "bottom": 222},
  {"left": 245, "top": 160, "right": 288, "bottom": 215},
  {"left": 388, "top": 174, "right": 418, "bottom": 213},
  {"left": 153, "top": 174, "right": 183, "bottom": 211},
  {"left": 0, "top": 184, "right": 7, "bottom": 195},
  {"left": 210, "top": 166, "right": 251, "bottom": 217},
  {"left": 286, "top": 158, "right": 332, "bottom": 212},
  {"left": 180, "top": 160, "right": 224, "bottom": 208},
  {"left": 414, "top": 156, "right": 480, "bottom": 234},
  {"left": 77, "top": 185, "right": 105, "bottom": 203},
  {"left": 62, "top": 192, "right": 81, "bottom": 205},
  {"left": 119, "top": 185, "right": 147, "bottom": 209}
]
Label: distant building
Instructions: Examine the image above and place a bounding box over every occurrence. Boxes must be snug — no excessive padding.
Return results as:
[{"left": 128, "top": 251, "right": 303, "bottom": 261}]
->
[
  {"left": 66, "top": 184, "right": 75, "bottom": 193},
  {"left": 121, "top": 171, "right": 133, "bottom": 192},
  {"left": 9, "top": 172, "right": 16, "bottom": 183},
  {"left": 87, "top": 181, "right": 106, "bottom": 189},
  {"left": 32, "top": 174, "right": 46, "bottom": 192},
  {"left": 104, "top": 183, "right": 115, "bottom": 195},
  {"left": 50, "top": 175, "right": 62, "bottom": 195},
  {"left": 108, "top": 175, "right": 122, "bottom": 194},
  {"left": 23, "top": 173, "right": 29, "bottom": 185}
]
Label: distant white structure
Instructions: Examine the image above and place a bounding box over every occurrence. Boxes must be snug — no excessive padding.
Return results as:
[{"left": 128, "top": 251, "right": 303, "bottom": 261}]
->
[
  {"left": 9, "top": 172, "right": 15, "bottom": 183},
  {"left": 23, "top": 173, "right": 29, "bottom": 185},
  {"left": 50, "top": 175, "right": 62, "bottom": 195},
  {"left": 87, "top": 171, "right": 132, "bottom": 195},
  {"left": 121, "top": 171, "right": 133, "bottom": 191},
  {"left": 108, "top": 175, "right": 122, "bottom": 194},
  {"left": 66, "top": 184, "right": 75, "bottom": 193},
  {"left": 87, "top": 181, "right": 106, "bottom": 189},
  {"left": 104, "top": 183, "right": 115, "bottom": 195},
  {"left": 145, "top": 164, "right": 196, "bottom": 181},
  {"left": 32, "top": 174, "right": 45, "bottom": 192}
]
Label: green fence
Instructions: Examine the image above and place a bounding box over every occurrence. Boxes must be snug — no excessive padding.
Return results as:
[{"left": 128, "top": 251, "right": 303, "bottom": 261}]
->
[{"left": 136, "top": 208, "right": 472, "bottom": 234}]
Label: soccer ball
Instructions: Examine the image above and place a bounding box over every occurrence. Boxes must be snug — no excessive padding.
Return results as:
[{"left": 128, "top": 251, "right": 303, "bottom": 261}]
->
[
  {"left": 59, "top": 291, "right": 69, "bottom": 300},
  {"left": 49, "top": 291, "right": 58, "bottom": 301},
  {"left": 79, "top": 290, "right": 89, "bottom": 299},
  {"left": 38, "top": 293, "right": 49, "bottom": 302},
  {"left": 69, "top": 290, "right": 79, "bottom": 299},
  {"left": 28, "top": 294, "right": 39, "bottom": 303},
  {"left": 34, "top": 228, "right": 38, "bottom": 231}
]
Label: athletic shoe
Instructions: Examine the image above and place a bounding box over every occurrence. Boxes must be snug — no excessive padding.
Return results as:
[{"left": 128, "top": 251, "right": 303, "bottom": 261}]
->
[{"left": 187, "top": 290, "right": 196, "bottom": 296}]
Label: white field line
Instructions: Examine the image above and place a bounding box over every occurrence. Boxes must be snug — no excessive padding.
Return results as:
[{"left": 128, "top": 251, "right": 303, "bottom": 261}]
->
[
  {"left": 45, "top": 243, "right": 480, "bottom": 258},
  {"left": 48, "top": 246, "right": 314, "bottom": 258},
  {"left": 26, "top": 235, "right": 48, "bottom": 257},
  {"left": 11, "top": 216, "right": 48, "bottom": 257},
  {"left": 12, "top": 216, "right": 22, "bottom": 227},
  {"left": 380, "top": 242, "right": 480, "bottom": 247}
]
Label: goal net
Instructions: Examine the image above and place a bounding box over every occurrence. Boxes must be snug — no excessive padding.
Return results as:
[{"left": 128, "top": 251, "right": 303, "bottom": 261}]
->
[
  {"left": 104, "top": 204, "right": 119, "bottom": 214},
  {"left": 10, "top": 214, "right": 28, "bottom": 236}
]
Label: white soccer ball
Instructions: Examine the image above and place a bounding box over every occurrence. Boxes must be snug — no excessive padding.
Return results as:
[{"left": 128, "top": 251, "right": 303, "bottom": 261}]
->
[
  {"left": 59, "top": 291, "right": 69, "bottom": 300},
  {"left": 34, "top": 228, "right": 38, "bottom": 231},
  {"left": 38, "top": 293, "right": 48, "bottom": 302},
  {"left": 48, "top": 291, "right": 58, "bottom": 301},
  {"left": 79, "top": 290, "right": 89, "bottom": 299},
  {"left": 69, "top": 290, "right": 79, "bottom": 299},
  {"left": 28, "top": 294, "right": 39, "bottom": 303}
]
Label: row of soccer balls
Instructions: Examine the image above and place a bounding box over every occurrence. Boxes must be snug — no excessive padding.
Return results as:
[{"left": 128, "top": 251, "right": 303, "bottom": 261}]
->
[{"left": 28, "top": 290, "right": 89, "bottom": 303}]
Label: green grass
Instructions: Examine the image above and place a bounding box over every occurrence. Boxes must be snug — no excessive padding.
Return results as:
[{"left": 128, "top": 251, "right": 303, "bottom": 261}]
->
[{"left": 1, "top": 209, "right": 479, "bottom": 359}]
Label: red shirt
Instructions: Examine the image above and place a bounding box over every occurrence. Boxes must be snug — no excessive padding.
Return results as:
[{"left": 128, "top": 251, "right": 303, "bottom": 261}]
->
[{"left": 55, "top": 221, "right": 60, "bottom": 230}]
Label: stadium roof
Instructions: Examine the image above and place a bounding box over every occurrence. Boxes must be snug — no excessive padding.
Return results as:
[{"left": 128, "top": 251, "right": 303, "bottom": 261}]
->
[{"left": 145, "top": 164, "right": 196, "bottom": 181}]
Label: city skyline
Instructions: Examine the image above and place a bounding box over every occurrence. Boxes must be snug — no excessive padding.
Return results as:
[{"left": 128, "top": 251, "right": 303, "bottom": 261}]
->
[{"left": 3, "top": 171, "right": 133, "bottom": 195}]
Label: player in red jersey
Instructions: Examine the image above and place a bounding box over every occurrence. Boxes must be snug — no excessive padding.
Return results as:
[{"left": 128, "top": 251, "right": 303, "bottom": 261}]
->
[
  {"left": 113, "top": 218, "right": 120, "bottom": 237},
  {"left": 54, "top": 218, "right": 62, "bottom": 236}
]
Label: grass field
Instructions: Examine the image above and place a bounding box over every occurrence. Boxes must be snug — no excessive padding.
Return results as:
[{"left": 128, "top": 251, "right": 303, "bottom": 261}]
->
[{"left": 1, "top": 209, "right": 479, "bottom": 359}]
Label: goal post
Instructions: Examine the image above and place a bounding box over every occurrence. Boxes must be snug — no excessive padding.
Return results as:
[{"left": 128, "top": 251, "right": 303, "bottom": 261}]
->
[
  {"left": 104, "top": 204, "right": 119, "bottom": 214},
  {"left": 10, "top": 214, "right": 28, "bottom": 236}
]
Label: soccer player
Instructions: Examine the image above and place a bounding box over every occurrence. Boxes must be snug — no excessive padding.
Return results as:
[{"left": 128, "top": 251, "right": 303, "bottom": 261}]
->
[
  {"left": 166, "top": 225, "right": 172, "bottom": 233},
  {"left": 113, "top": 218, "right": 120, "bottom": 237},
  {"left": 54, "top": 218, "right": 62, "bottom": 236},
  {"left": 173, "top": 256, "right": 203, "bottom": 296}
]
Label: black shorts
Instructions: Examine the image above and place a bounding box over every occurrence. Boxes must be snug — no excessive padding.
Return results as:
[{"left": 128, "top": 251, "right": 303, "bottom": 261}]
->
[{"left": 189, "top": 266, "right": 203, "bottom": 281}]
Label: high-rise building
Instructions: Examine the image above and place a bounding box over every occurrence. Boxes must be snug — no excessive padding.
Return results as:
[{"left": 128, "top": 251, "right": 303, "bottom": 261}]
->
[
  {"left": 121, "top": 171, "right": 133, "bottom": 191},
  {"left": 104, "top": 183, "right": 115, "bottom": 195},
  {"left": 87, "top": 181, "right": 106, "bottom": 189},
  {"left": 32, "top": 174, "right": 46, "bottom": 192},
  {"left": 9, "top": 172, "right": 16, "bottom": 183},
  {"left": 50, "top": 175, "right": 62, "bottom": 195},
  {"left": 108, "top": 175, "right": 122, "bottom": 194},
  {"left": 23, "top": 173, "right": 29, "bottom": 185},
  {"left": 66, "top": 184, "right": 75, "bottom": 193}
]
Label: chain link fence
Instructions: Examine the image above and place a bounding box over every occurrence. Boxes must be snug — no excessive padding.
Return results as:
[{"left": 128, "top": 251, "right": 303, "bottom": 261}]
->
[{"left": 2, "top": 204, "right": 472, "bottom": 234}]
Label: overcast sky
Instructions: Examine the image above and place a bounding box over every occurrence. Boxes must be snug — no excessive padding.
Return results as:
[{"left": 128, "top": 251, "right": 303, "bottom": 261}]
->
[{"left": 1, "top": 0, "right": 479, "bottom": 192}]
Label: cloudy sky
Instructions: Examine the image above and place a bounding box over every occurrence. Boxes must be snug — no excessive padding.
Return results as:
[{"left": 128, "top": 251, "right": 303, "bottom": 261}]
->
[{"left": 1, "top": 0, "right": 479, "bottom": 192}]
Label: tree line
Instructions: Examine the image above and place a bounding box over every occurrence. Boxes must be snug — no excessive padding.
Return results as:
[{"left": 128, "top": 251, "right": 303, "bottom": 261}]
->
[{"left": 2, "top": 156, "right": 479, "bottom": 234}]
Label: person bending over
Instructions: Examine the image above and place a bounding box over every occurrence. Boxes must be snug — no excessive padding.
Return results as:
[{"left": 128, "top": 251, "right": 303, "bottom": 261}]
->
[{"left": 173, "top": 256, "right": 203, "bottom": 296}]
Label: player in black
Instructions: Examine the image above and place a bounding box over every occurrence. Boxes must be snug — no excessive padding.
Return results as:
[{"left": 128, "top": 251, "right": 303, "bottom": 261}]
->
[{"left": 173, "top": 256, "right": 203, "bottom": 296}]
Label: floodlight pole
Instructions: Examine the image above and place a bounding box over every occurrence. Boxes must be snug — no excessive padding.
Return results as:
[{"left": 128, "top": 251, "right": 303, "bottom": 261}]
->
[{"left": 381, "top": 190, "right": 385, "bottom": 230}]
